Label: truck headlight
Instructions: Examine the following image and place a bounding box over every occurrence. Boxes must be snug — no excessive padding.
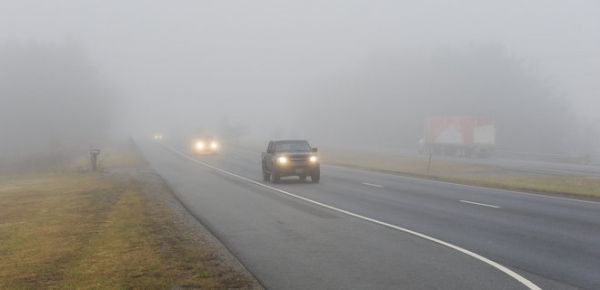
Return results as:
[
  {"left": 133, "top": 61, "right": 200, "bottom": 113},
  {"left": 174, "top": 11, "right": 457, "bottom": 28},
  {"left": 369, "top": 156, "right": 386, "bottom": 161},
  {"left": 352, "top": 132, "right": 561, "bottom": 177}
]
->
[
  {"left": 309, "top": 156, "right": 318, "bottom": 163},
  {"left": 195, "top": 141, "right": 205, "bottom": 150},
  {"left": 210, "top": 142, "right": 219, "bottom": 149},
  {"left": 277, "top": 156, "right": 288, "bottom": 164}
]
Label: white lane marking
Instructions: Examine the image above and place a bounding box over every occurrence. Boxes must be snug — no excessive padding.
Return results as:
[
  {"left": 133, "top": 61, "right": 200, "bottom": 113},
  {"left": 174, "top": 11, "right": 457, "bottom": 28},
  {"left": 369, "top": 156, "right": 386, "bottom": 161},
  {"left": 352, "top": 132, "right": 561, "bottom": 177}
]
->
[
  {"left": 460, "top": 200, "right": 501, "bottom": 209},
  {"left": 328, "top": 164, "right": 600, "bottom": 206},
  {"left": 362, "top": 182, "right": 383, "bottom": 188},
  {"left": 164, "top": 145, "right": 541, "bottom": 290}
]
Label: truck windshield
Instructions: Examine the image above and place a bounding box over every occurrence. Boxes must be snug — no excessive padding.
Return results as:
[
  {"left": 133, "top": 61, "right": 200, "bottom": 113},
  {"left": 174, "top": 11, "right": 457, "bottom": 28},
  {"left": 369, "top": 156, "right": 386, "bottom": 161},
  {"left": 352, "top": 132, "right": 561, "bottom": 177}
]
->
[{"left": 274, "top": 141, "right": 311, "bottom": 152}]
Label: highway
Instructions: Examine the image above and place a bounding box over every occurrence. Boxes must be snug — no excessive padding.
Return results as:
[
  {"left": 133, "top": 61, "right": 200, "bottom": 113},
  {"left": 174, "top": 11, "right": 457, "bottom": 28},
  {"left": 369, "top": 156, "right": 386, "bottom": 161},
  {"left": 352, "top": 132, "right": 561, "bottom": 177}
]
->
[{"left": 139, "top": 141, "right": 600, "bottom": 290}]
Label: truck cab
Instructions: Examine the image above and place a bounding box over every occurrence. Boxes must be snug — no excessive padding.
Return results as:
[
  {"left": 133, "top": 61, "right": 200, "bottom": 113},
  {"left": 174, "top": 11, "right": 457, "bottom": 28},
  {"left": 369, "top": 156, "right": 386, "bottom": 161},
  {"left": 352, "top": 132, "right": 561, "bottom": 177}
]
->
[{"left": 261, "top": 140, "right": 320, "bottom": 183}]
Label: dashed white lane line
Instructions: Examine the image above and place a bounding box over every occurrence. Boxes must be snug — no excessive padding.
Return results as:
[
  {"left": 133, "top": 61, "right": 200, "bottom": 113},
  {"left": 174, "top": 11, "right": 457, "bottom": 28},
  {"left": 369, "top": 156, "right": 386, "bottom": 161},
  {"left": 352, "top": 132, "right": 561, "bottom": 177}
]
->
[
  {"left": 460, "top": 200, "right": 501, "bottom": 209},
  {"left": 362, "top": 182, "right": 383, "bottom": 188},
  {"left": 327, "top": 164, "right": 600, "bottom": 206},
  {"left": 163, "top": 145, "right": 541, "bottom": 290}
]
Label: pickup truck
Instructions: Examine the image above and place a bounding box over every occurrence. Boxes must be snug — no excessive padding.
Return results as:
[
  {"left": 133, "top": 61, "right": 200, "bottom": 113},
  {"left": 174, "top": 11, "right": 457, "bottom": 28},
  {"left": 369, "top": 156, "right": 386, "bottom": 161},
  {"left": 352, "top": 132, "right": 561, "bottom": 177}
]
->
[{"left": 261, "top": 140, "right": 320, "bottom": 183}]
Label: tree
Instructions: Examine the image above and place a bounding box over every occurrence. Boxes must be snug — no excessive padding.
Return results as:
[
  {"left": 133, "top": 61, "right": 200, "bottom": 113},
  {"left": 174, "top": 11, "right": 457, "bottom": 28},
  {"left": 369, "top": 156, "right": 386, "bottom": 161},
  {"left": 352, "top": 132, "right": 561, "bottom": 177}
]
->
[
  {"left": 0, "top": 39, "right": 113, "bottom": 167},
  {"left": 298, "top": 43, "right": 575, "bottom": 154}
]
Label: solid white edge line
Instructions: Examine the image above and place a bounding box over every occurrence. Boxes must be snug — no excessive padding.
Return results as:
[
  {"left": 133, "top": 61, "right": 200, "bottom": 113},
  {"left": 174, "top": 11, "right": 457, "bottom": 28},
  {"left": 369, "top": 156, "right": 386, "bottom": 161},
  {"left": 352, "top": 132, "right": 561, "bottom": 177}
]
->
[
  {"left": 164, "top": 145, "right": 541, "bottom": 290},
  {"left": 362, "top": 182, "right": 383, "bottom": 188},
  {"left": 460, "top": 200, "right": 501, "bottom": 209}
]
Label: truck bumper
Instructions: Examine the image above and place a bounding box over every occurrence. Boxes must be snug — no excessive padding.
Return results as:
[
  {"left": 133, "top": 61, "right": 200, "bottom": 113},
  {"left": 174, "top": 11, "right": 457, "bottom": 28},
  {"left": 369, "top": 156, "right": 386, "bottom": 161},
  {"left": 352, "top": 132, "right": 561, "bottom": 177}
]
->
[{"left": 274, "top": 163, "right": 319, "bottom": 177}]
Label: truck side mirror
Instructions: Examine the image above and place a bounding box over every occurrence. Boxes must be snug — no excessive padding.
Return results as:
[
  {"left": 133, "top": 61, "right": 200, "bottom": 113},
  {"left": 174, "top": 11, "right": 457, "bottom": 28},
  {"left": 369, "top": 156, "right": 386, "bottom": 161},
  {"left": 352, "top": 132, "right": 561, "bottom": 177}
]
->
[
  {"left": 311, "top": 148, "right": 318, "bottom": 152},
  {"left": 267, "top": 148, "right": 274, "bottom": 154}
]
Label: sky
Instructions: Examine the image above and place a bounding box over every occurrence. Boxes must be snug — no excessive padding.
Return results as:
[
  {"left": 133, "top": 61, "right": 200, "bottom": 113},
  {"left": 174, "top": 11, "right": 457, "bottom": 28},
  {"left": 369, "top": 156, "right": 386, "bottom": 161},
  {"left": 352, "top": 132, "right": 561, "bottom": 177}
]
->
[{"left": 1, "top": 0, "right": 599, "bottom": 136}]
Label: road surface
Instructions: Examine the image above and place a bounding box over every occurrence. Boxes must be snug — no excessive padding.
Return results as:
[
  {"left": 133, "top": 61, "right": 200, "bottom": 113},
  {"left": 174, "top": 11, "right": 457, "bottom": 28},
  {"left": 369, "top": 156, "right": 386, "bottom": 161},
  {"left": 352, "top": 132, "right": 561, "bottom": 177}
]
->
[{"left": 138, "top": 141, "right": 600, "bottom": 289}]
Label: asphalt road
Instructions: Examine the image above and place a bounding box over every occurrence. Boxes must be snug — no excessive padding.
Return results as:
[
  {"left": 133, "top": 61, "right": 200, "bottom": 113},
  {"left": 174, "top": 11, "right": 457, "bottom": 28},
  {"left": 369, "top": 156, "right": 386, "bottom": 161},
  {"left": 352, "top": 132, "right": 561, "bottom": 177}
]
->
[{"left": 138, "top": 141, "right": 600, "bottom": 290}]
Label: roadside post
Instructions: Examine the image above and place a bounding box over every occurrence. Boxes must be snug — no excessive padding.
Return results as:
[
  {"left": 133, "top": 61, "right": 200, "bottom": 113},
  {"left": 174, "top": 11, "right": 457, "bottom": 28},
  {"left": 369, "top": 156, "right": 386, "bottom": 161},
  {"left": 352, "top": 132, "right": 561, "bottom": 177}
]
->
[
  {"left": 426, "top": 151, "right": 433, "bottom": 174},
  {"left": 90, "top": 149, "right": 101, "bottom": 171}
]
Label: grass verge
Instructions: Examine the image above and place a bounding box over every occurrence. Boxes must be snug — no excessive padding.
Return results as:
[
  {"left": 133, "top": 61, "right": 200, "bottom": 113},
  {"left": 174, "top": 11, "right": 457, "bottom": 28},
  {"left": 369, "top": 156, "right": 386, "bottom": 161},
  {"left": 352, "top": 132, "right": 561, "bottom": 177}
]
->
[{"left": 0, "top": 144, "right": 257, "bottom": 289}]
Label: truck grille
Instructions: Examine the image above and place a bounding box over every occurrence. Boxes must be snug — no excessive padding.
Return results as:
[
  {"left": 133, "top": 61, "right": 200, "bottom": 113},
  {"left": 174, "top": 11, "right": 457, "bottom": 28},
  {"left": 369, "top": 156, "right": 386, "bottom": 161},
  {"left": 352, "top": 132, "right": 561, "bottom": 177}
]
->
[{"left": 289, "top": 154, "right": 309, "bottom": 161}]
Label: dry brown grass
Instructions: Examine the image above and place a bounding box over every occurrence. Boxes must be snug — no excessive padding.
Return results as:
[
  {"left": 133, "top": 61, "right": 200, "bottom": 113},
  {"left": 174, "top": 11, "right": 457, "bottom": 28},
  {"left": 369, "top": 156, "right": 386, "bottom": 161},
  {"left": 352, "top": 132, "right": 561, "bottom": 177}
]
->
[
  {"left": 0, "top": 174, "right": 117, "bottom": 289},
  {"left": 98, "top": 142, "right": 148, "bottom": 170},
  {"left": 0, "top": 145, "right": 256, "bottom": 289}
]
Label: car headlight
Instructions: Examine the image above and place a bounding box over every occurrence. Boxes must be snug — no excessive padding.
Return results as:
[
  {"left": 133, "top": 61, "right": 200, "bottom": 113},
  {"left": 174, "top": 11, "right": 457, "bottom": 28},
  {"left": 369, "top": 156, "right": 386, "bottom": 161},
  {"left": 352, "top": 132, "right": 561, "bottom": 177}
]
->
[
  {"left": 195, "top": 141, "right": 205, "bottom": 150},
  {"left": 309, "top": 156, "right": 318, "bottom": 163},
  {"left": 210, "top": 142, "right": 219, "bottom": 149},
  {"left": 277, "top": 156, "right": 288, "bottom": 164}
]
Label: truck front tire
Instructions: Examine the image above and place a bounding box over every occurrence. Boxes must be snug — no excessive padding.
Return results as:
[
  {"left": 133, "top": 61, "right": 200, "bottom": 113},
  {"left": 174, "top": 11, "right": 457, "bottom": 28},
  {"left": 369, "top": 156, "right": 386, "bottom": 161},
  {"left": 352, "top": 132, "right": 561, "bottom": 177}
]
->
[
  {"left": 272, "top": 170, "right": 281, "bottom": 183},
  {"left": 262, "top": 161, "right": 270, "bottom": 182},
  {"left": 311, "top": 169, "right": 320, "bottom": 183}
]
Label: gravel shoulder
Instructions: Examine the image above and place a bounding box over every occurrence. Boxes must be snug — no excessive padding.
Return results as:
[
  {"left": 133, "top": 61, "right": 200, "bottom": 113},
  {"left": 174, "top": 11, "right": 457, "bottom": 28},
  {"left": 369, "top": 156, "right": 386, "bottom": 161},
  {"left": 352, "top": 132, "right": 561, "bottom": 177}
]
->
[{"left": 128, "top": 165, "right": 264, "bottom": 289}]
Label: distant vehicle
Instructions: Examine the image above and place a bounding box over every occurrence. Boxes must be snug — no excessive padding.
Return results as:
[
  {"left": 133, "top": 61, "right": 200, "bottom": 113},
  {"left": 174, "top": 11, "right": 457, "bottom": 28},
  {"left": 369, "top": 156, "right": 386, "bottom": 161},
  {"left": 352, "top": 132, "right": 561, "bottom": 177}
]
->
[
  {"left": 192, "top": 136, "right": 220, "bottom": 154},
  {"left": 261, "top": 140, "right": 320, "bottom": 183},
  {"left": 153, "top": 133, "right": 163, "bottom": 141},
  {"left": 419, "top": 116, "right": 495, "bottom": 158}
]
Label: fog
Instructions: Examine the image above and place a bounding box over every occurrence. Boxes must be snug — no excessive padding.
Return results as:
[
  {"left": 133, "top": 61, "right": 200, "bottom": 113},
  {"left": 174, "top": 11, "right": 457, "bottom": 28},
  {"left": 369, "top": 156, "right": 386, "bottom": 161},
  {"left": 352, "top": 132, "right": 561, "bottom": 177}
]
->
[{"left": 1, "top": 0, "right": 599, "bottom": 166}]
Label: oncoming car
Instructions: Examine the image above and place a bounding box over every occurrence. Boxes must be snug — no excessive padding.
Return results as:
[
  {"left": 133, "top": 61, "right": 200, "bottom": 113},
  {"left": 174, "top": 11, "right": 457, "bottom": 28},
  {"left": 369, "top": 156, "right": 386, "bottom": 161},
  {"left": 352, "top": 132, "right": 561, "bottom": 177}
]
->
[
  {"left": 192, "top": 137, "right": 220, "bottom": 154},
  {"left": 261, "top": 140, "right": 320, "bottom": 183}
]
